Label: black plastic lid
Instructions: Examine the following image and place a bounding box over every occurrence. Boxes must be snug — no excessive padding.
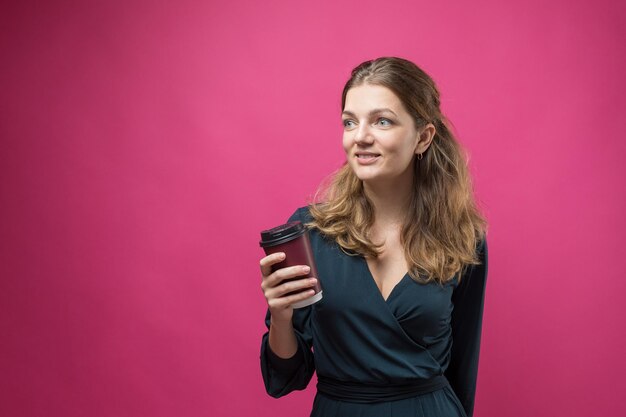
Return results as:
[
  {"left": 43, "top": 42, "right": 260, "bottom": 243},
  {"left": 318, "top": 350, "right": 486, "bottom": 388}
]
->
[{"left": 259, "top": 221, "right": 306, "bottom": 247}]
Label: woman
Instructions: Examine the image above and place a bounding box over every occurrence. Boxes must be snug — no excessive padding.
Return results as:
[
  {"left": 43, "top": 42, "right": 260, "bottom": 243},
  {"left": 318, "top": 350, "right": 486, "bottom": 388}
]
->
[{"left": 259, "top": 57, "right": 488, "bottom": 417}]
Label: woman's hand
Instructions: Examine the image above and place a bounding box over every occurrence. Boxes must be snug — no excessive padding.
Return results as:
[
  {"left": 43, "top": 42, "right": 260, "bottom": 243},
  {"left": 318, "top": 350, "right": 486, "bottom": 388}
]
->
[{"left": 260, "top": 252, "right": 318, "bottom": 324}]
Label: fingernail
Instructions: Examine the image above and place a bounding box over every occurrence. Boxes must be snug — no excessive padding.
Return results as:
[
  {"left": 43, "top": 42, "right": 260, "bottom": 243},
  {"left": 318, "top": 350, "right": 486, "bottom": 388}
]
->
[{"left": 303, "top": 266, "right": 310, "bottom": 273}]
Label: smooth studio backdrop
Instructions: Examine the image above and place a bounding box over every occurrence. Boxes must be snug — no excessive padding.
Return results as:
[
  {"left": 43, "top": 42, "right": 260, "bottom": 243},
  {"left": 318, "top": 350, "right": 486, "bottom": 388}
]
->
[{"left": 1, "top": 1, "right": 625, "bottom": 416}]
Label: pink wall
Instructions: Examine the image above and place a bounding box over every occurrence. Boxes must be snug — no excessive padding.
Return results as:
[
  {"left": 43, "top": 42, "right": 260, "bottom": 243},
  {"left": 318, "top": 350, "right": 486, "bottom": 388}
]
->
[{"left": 1, "top": 1, "right": 625, "bottom": 416}]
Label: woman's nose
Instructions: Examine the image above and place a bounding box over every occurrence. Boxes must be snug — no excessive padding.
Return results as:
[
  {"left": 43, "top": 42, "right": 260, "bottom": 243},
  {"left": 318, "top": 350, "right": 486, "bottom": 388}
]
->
[{"left": 354, "top": 123, "right": 374, "bottom": 145}]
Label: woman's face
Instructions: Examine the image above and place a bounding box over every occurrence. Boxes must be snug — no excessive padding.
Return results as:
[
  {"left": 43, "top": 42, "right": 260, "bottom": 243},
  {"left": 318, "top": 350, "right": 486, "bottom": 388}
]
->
[{"left": 341, "top": 84, "right": 422, "bottom": 185}]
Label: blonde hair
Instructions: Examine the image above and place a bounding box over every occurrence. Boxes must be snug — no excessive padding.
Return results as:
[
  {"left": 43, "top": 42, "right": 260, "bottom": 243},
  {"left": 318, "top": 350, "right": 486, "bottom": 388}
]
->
[{"left": 309, "top": 57, "right": 487, "bottom": 284}]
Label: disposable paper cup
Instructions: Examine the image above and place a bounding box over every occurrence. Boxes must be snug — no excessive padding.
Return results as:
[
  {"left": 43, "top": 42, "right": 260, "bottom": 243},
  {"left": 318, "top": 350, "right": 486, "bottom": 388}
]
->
[{"left": 260, "top": 221, "right": 322, "bottom": 308}]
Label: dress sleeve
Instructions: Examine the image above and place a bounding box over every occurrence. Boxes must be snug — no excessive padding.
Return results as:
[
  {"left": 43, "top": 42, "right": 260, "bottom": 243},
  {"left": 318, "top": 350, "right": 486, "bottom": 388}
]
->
[
  {"left": 259, "top": 207, "right": 316, "bottom": 398},
  {"left": 444, "top": 239, "right": 488, "bottom": 417}
]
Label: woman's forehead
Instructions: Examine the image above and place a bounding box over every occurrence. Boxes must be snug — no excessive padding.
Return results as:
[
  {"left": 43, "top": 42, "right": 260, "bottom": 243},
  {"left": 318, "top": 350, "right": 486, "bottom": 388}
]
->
[{"left": 344, "top": 84, "right": 406, "bottom": 115}]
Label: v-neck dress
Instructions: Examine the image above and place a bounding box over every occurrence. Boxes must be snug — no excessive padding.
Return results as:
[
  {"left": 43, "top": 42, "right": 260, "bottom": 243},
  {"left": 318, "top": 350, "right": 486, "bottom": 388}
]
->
[{"left": 260, "top": 207, "right": 488, "bottom": 417}]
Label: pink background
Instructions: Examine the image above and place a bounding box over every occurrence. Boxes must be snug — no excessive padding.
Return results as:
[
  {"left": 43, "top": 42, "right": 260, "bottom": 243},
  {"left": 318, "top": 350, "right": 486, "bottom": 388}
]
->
[{"left": 1, "top": 1, "right": 625, "bottom": 416}]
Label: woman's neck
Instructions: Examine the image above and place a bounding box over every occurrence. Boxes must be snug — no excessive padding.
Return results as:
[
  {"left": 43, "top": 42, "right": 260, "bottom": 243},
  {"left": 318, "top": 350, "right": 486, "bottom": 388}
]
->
[{"left": 363, "top": 176, "right": 413, "bottom": 228}]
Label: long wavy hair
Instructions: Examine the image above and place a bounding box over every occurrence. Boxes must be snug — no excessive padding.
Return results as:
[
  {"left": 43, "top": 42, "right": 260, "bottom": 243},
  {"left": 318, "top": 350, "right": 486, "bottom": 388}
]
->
[{"left": 309, "top": 57, "right": 487, "bottom": 284}]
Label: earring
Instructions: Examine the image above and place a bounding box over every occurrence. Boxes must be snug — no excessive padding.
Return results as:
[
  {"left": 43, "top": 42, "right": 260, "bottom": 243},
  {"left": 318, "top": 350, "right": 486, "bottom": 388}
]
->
[{"left": 417, "top": 153, "right": 423, "bottom": 161}]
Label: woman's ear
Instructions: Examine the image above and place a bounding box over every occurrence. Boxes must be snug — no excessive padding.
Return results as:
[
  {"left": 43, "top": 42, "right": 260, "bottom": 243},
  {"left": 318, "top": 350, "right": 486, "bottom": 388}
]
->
[{"left": 415, "top": 123, "right": 436, "bottom": 154}]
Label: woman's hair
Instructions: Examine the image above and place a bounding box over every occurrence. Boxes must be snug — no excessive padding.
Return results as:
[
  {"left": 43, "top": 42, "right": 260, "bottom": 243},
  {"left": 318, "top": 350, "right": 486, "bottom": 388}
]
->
[{"left": 309, "top": 57, "right": 487, "bottom": 284}]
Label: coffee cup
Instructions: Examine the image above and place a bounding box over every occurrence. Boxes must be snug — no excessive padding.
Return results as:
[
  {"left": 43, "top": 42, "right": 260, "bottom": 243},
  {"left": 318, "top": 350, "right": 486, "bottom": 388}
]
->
[{"left": 259, "top": 221, "right": 323, "bottom": 308}]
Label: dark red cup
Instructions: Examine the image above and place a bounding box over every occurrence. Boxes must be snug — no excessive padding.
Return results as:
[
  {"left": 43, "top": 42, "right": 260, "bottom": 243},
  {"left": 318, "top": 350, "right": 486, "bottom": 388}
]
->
[{"left": 259, "top": 221, "right": 323, "bottom": 308}]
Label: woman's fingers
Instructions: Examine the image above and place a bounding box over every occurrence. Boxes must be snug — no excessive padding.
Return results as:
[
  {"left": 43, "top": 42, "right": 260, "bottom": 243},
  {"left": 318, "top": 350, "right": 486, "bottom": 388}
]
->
[
  {"left": 267, "top": 286, "right": 317, "bottom": 310},
  {"left": 259, "top": 252, "right": 316, "bottom": 310},
  {"left": 259, "top": 252, "right": 285, "bottom": 277},
  {"left": 265, "top": 264, "right": 310, "bottom": 287},
  {"left": 264, "top": 277, "right": 317, "bottom": 300}
]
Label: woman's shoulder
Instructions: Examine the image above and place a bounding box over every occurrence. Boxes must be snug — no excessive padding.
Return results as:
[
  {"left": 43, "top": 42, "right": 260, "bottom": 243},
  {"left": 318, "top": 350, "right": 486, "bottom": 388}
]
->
[
  {"left": 287, "top": 205, "right": 314, "bottom": 223},
  {"left": 476, "top": 236, "right": 488, "bottom": 263}
]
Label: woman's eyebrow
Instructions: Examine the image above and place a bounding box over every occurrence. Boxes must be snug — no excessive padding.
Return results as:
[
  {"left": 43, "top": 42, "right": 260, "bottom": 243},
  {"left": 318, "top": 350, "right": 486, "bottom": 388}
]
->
[{"left": 341, "top": 108, "right": 398, "bottom": 117}]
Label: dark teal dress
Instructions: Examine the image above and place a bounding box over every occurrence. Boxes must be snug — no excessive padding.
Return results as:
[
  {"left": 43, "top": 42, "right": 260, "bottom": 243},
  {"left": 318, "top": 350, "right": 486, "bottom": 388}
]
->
[{"left": 260, "top": 207, "right": 488, "bottom": 417}]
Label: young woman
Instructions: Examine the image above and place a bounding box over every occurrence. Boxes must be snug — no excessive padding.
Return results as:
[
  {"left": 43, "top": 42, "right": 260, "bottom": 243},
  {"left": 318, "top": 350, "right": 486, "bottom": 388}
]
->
[{"left": 259, "top": 57, "right": 488, "bottom": 417}]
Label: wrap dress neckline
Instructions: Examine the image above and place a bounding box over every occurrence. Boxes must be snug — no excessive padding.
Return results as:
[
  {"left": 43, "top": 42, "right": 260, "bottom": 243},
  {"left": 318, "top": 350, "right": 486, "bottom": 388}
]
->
[{"left": 360, "top": 256, "right": 410, "bottom": 303}]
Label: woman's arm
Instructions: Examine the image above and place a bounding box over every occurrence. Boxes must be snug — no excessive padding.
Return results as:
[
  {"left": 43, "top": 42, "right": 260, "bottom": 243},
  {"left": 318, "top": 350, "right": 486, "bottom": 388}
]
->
[
  {"left": 260, "top": 305, "right": 315, "bottom": 397},
  {"left": 445, "top": 239, "right": 489, "bottom": 417},
  {"left": 259, "top": 208, "right": 317, "bottom": 397}
]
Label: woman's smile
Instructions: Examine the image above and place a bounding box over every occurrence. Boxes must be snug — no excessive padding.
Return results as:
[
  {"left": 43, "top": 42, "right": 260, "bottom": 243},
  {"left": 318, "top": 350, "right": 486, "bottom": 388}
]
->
[{"left": 355, "top": 151, "right": 381, "bottom": 165}]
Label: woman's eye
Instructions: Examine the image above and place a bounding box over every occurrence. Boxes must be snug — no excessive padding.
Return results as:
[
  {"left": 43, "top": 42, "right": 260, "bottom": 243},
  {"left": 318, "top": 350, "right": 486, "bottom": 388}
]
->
[
  {"left": 343, "top": 119, "right": 356, "bottom": 128},
  {"left": 377, "top": 118, "right": 392, "bottom": 126}
]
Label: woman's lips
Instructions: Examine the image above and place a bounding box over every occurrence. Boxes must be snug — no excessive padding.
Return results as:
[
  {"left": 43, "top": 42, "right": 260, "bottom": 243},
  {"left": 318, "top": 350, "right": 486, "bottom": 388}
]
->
[{"left": 355, "top": 152, "right": 381, "bottom": 165}]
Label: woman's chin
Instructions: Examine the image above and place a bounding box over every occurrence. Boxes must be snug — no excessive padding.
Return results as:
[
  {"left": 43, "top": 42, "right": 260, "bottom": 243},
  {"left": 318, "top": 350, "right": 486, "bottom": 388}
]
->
[{"left": 351, "top": 170, "right": 378, "bottom": 182}]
